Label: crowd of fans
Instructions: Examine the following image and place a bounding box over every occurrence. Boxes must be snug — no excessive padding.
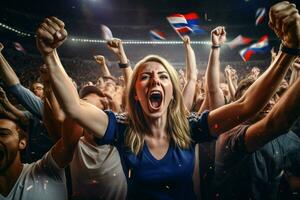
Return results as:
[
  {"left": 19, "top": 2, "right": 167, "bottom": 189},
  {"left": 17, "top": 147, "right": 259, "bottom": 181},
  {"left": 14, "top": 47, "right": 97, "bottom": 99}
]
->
[{"left": 0, "top": 2, "right": 300, "bottom": 200}]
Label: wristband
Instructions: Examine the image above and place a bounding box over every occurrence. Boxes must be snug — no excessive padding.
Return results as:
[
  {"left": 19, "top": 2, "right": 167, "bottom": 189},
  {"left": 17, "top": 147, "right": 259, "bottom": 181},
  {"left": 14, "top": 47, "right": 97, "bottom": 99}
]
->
[
  {"left": 118, "top": 60, "right": 130, "bottom": 68},
  {"left": 280, "top": 44, "right": 300, "bottom": 56},
  {"left": 211, "top": 45, "right": 221, "bottom": 49}
]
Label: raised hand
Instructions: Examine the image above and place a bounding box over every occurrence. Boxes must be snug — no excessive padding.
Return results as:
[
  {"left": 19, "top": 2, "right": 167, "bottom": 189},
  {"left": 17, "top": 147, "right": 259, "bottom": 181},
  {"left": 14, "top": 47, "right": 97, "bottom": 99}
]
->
[
  {"left": 251, "top": 67, "right": 261, "bottom": 78},
  {"left": 36, "top": 17, "right": 68, "bottom": 56},
  {"left": 211, "top": 26, "right": 226, "bottom": 46},
  {"left": 183, "top": 35, "right": 191, "bottom": 48},
  {"left": 269, "top": 2, "right": 300, "bottom": 48},
  {"left": 107, "top": 38, "right": 124, "bottom": 57},
  {"left": 94, "top": 55, "right": 106, "bottom": 66}
]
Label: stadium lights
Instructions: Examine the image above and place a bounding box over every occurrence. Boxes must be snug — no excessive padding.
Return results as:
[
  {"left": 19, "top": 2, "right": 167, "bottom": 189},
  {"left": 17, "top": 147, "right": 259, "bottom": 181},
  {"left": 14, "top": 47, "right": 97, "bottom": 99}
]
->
[
  {"left": 70, "top": 37, "right": 212, "bottom": 45},
  {"left": 0, "top": 22, "right": 31, "bottom": 37}
]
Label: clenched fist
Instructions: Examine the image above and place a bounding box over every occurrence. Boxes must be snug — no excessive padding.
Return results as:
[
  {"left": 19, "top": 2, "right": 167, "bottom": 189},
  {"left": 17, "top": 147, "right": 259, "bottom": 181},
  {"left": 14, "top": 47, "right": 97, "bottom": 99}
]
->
[{"left": 36, "top": 17, "right": 68, "bottom": 56}]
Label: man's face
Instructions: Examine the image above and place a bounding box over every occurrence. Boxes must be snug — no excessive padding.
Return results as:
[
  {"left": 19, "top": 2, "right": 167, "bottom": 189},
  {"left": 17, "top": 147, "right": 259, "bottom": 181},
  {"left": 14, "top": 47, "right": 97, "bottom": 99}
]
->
[
  {"left": 0, "top": 119, "right": 24, "bottom": 173},
  {"left": 32, "top": 83, "right": 44, "bottom": 98}
]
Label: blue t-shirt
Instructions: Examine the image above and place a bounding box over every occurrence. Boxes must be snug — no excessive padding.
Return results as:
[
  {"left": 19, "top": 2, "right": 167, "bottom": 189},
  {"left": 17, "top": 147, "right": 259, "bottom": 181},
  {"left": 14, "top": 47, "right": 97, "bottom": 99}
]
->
[{"left": 96, "top": 111, "right": 213, "bottom": 200}]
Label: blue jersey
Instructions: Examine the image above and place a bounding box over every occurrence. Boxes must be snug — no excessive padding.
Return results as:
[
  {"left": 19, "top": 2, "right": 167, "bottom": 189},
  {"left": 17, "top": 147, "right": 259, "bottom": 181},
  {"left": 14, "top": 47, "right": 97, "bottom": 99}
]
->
[{"left": 96, "top": 111, "right": 214, "bottom": 200}]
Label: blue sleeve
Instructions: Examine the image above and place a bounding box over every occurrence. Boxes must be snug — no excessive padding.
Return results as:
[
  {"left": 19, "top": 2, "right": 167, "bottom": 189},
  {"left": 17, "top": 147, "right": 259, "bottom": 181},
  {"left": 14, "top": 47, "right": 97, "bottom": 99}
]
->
[
  {"left": 94, "top": 111, "right": 118, "bottom": 145},
  {"left": 7, "top": 84, "right": 43, "bottom": 120},
  {"left": 189, "top": 110, "right": 216, "bottom": 143}
]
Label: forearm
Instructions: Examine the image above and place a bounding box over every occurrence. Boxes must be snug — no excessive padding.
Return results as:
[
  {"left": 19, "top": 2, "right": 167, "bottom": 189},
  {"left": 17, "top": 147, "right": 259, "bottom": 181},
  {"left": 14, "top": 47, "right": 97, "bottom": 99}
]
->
[
  {"left": 242, "top": 52, "right": 297, "bottom": 114},
  {"left": 0, "top": 107, "right": 18, "bottom": 121},
  {"left": 206, "top": 48, "right": 224, "bottom": 109},
  {"left": 45, "top": 86, "right": 65, "bottom": 122},
  {"left": 226, "top": 77, "right": 236, "bottom": 100},
  {"left": 0, "top": 53, "right": 20, "bottom": 86},
  {"left": 2, "top": 100, "right": 27, "bottom": 120},
  {"left": 289, "top": 68, "right": 300, "bottom": 85},
  {"left": 99, "top": 63, "right": 111, "bottom": 77},
  {"left": 245, "top": 76, "right": 300, "bottom": 152},
  {"left": 118, "top": 52, "right": 133, "bottom": 86},
  {"left": 182, "top": 46, "right": 197, "bottom": 111},
  {"left": 43, "top": 50, "right": 81, "bottom": 117}
]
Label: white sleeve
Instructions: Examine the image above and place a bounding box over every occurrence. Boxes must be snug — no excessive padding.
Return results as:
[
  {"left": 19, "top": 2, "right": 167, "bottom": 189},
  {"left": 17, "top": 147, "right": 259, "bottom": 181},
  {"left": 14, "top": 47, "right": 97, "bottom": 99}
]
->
[{"left": 32, "top": 148, "right": 66, "bottom": 182}]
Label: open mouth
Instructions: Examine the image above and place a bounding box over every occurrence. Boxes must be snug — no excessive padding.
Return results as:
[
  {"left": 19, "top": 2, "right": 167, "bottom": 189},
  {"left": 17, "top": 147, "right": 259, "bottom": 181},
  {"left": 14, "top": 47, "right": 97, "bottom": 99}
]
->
[{"left": 149, "top": 91, "right": 163, "bottom": 110}]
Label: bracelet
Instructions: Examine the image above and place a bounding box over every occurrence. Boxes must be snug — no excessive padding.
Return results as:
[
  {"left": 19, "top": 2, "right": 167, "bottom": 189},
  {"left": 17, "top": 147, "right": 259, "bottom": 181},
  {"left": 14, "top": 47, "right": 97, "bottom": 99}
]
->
[
  {"left": 280, "top": 44, "right": 300, "bottom": 56},
  {"left": 118, "top": 60, "right": 130, "bottom": 68},
  {"left": 211, "top": 45, "right": 221, "bottom": 49}
]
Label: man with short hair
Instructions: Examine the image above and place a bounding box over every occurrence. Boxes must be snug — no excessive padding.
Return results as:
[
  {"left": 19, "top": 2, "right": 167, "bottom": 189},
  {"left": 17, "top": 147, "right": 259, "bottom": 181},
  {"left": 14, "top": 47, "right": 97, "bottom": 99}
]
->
[{"left": 0, "top": 118, "right": 71, "bottom": 200}]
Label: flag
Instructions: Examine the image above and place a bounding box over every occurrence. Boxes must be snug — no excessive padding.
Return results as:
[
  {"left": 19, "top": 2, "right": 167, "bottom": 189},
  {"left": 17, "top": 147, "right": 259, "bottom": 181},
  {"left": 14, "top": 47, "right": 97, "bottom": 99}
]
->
[
  {"left": 239, "top": 35, "right": 269, "bottom": 61},
  {"left": 184, "top": 12, "right": 206, "bottom": 35},
  {"left": 150, "top": 29, "right": 166, "bottom": 40},
  {"left": 227, "top": 35, "right": 252, "bottom": 49},
  {"left": 167, "top": 14, "right": 193, "bottom": 37},
  {"left": 167, "top": 12, "right": 205, "bottom": 36},
  {"left": 13, "top": 42, "right": 26, "bottom": 53},
  {"left": 100, "top": 24, "right": 113, "bottom": 41},
  {"left": 255, "top": 8, "right": 266, "bottom": 26}
]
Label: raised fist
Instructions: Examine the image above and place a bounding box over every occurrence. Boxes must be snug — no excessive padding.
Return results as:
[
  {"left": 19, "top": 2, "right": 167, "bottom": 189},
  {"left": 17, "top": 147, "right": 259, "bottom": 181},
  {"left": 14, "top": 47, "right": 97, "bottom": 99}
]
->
[
  {"left": 269, "top": 2, "right": 300, "bottom": 48},
  {"left": 107, "top": 38, "right": 124, "bottom": 56},
  {"left": 94, "top": 55, "right": 106, "bottom": 65},
  {"left": 183, "top": 35, "right": 191, "bottom": 47},
  {"left": 36, "top": 17, "right": 68, "bottom": 56},
  {"left": 211, "top": 26, "right": 226, "bottom": 46}
]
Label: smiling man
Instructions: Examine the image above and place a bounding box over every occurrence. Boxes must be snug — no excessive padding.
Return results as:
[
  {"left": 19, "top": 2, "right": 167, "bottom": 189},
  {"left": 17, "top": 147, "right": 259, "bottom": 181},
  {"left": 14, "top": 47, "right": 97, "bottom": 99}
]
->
[{"left": 0, "top": 117, "right": 72, "bottom": 200}]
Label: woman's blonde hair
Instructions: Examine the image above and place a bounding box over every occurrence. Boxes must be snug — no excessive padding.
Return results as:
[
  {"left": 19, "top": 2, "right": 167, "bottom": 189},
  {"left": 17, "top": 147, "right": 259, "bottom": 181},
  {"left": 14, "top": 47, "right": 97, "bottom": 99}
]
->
[{"left": 125, "top": 55, "right": 191, "bottom": 155}]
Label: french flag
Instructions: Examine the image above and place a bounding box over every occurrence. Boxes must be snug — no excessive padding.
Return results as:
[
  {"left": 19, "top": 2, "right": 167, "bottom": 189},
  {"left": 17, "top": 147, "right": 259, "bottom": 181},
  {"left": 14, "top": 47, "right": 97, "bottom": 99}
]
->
[
  {"left": 239, "top": 35, "right": 269, "bottom": 62},
  {"left": 167, "top": 14, "right": 193, "bottom": 36},
  {"left": 255, "top": 8, "right": 266, "bottom": 26},
  {"left": 227, "top": 35, "right": 252, "bottom": 49},
  {"left": 150, "top": 29, "right": 166, "bottom": 40}
]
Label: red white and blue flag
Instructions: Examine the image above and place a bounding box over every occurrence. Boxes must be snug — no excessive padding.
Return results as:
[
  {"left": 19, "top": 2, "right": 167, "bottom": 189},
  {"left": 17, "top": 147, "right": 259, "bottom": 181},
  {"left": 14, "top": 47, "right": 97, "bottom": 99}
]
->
[
  {"left": 167, "top": 12, "right": 205, "bottom": 37},
  {"left": 184, "top": 12, "right": 205, "bottom": 35},
  {"left": 149, "top": 29, "right": 166, "bottom": 40},
  {"left": 239, "top": 35, "right": 269, "bottom": 62},
  {"left": 227, "top": 35, "right": 252, "bottom": 49},
  {"left": 255, "top": 8, "right": 266, "bottom": 26},
  {"left": 167, "top": 14, "right": 193, "bottom": 37}
]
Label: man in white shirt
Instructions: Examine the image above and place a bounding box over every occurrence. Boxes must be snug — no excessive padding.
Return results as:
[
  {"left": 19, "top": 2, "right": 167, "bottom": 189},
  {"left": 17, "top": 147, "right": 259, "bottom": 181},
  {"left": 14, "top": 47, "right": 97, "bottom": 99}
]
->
[{"left": 0, "top": 118, "right": 72, "bottom": 200}]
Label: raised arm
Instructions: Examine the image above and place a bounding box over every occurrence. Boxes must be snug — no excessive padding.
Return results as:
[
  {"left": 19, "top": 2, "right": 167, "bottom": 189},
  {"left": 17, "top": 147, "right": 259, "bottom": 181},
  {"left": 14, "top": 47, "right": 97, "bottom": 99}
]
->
[
  {"left": 182, "top": 36, "right": 197, "bottom": 111},
  {"left": 94, "top": 55, "right": 111, "bottom": 77},
  {"left": 245, "top": 74, "right": 300, "bottom": 152},
  {"left": 207, "top": 2, "right": 300, "bottom": 136},
  {"left": 107, "top": 38, "right": 132, "bottom": 86},
  {"left": 52, "top": 117, "right": 83, "bottom": 168},
  {"left": 0, "top": 86, "right": 28, "bottom": 123},
  {"left": 41, "top": 65, "right": 65, "bottom": 141},
  {"left": 0, "top": 43, "right": 20, "bottom": 86},
  {"left": 206, "top": 26, "right": 227, "bottom": 109},
  {"left": 36, "top": 17, "right": 108, "bottom": 139},
  {"left": 224, "top": 65, "right": 236, "bottom": 100}
]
